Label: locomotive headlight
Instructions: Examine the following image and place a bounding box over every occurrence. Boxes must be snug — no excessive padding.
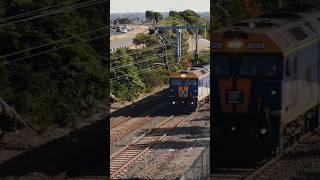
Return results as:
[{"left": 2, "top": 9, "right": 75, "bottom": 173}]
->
[
  {"left": 271, "top": 90, "right": 276, "bottom": 95},
  {"left": 172, "top": 101, "right": 176, "bottom": 104},
  {"left": 191, "top": 102, "right": 194, "bottom": 105},
  {"left": 260, "top": 128, "right": 267, "bottom": 135},
  {"left": 227, "top": 41, "right": 242, "bottom": 49},
  {"left": 180, "top": 74, "right": 187, "bottom": 78},
  {"left": 231, "top": 126, "right": 236, "bottom": 131}
]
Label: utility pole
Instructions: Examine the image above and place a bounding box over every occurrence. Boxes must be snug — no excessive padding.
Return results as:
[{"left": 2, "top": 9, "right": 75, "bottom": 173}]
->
[
  {"left": 155, "top": 30, "right": 170, "bottom": 71},
  {"left": 195, "top": 29, "right": 199, "bottom": 64},
  {"left": 155, "top": 25, "right": 208, "bottom": 63},
  {"left": 176, "top": 29, "right": 182, "bottom": 61},
  {"left": 204, "top": 17, "right": 207, "bottom": 40}
]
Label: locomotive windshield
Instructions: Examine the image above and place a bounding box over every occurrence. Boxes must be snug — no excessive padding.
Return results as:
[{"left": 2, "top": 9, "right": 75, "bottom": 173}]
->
[
  {"left": 170, "top": 78, "right": 198, "bottom": 86},
  {"left": 212, "top": 54, "right": 230, "bottom": 76},
  {"left": 212, "top": 54, "right": 282, "bottom": 78}
]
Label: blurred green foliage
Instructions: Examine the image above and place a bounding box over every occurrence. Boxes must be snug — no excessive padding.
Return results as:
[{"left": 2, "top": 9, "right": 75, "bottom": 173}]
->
[
  {"left": 0, "top": 0, "right": 107, "bottom": 127},
  {"left": 211, "top": 0, "right": 280, "bottom": 30}
]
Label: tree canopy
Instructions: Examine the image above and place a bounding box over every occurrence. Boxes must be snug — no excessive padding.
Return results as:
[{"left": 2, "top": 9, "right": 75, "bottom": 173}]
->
[{"left": 0, "top": 0, "right": 107, "bottom": 127}]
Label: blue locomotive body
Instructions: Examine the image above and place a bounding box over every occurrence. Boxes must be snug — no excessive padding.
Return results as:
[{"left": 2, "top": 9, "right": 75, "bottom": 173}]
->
[{"left": 169, "top": 65, "right": 210, "bottom": 111}]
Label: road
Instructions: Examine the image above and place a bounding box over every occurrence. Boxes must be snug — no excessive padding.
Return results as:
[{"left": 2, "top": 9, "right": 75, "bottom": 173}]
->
[{"left": 110, "top": 25, "right": 148, "bottom": 50}]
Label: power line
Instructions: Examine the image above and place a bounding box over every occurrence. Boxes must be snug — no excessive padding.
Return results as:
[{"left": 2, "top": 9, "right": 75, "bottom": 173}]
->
[
  {"left": 111, "top": 56, "right": 159, "bottom": 70},
  {"left": 0, "top": 0, "right": 80, "bottom": 22},
  {"left": 2, "top": 33, "right": 107, "bottom": 65},
  {"left": 213, "top": 0, "right": 236, "bottom": 6},
  {"left": 111, "top": 41, "right": 175, "bottom": 59},
  {"left": 110, "top": 54, "right": 189, "bottom": 82},
  {"left": 111, "top": 45, "right": 162, "bottom": 58},
  {"left": 0, "top": 26, "right": 108, "bottom": 59},
  {"left": 110, "top": 66, "right": 159, "bottom": 82},
  {"left": 0, "top": 0, "right": 107, "bottom": 28},
  {"left": 110, "top": 53, "right": 175, "bottom": 70}
]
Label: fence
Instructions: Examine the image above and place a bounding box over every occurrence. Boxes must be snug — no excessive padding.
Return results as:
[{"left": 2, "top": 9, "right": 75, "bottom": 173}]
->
[{"left": 179, "top": 146, "right": 210, "bottom": 180}]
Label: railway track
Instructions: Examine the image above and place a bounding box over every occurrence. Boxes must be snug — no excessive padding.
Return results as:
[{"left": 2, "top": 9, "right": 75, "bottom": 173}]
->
[
  {"left": 212, "top": 156, "right": 282, "bottom": 180},
  {"left": 244, "top": 129, "right": 320, "bottom": 180},
  {"left": 110, "top": 116, "right": 150, "bottom": 141},
  {"left": 213, "top": 129, "right": 320, "bottom": 180},
  {"left": 110, "top": 110, "right": 200, "bottom": 179},
  {"left": 56, "top": 101, "right": 169, "bottom": 179},
  {"left": 110, "top": 116, "right": 132, "bottom": 129},
  {"left": 110, "top": 101, "right": 169, "bottom": 142}
]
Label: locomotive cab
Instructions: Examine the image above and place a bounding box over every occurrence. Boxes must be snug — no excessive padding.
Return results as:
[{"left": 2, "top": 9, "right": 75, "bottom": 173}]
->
[
  {"left": 212, "top": 30, "right": 285, "bottom": 164},
  {"left": 169, "top": 77, "right": 199, "bottom": 111},
  {"left": 212, "top": 52, "right": 283, "bottom": 163},
  {"left": 169, "top": 65, "right": 210, "bottom": 113}
]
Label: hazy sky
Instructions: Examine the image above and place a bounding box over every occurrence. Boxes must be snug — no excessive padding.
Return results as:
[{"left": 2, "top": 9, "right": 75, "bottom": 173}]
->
[{"left": 110, "top": 0, "right": 210, "bottom": 13}]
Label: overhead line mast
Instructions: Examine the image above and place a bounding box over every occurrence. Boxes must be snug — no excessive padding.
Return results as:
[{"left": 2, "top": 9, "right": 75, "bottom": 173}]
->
[{"left": 155, "top": 25, "right": 208, "bottom": 63}]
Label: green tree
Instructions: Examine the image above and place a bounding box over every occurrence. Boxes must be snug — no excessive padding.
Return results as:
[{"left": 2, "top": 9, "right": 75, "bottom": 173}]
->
[
  {"left": 0, "top": 0, "right": 107, "bottom": 126},
  {"left": 153, "top": 12, "right": 163, "bottom": 24},
  {"left": 145, "top": 10, "right": 155, "bottom": 22},
  {"left": 179, "top": 9, "right": 204, "bottom": 25},
  {"left": 117, "top": 18, "right": 132, "bottom": 24},
  {"left": 111, "top": 49, "right": 145, "bottom": 101},
  {"left": 133, "top": 33, "right": 159, "bottom": 47},
  {"left": 169, "top": 11, "right": 181, "bottom": 18}
]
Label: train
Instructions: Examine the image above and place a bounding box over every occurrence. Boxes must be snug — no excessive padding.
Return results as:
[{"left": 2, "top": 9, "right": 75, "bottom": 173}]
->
[
  {"left": 212, "top": 7, "right": 320, "bottom": 164},
  {"left": 169, "top": 64, "right": 210, "bottom": 112}
]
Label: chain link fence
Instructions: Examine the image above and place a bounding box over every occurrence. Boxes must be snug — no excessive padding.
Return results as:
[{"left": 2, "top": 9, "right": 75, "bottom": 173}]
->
[{"left": 179, "top": 145, "right": 210, "bottom": 180}]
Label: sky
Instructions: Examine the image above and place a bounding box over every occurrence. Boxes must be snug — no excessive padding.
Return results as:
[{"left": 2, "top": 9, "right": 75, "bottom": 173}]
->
[{"left": 110, "top": 0, "right": 210, "bottom": 13}]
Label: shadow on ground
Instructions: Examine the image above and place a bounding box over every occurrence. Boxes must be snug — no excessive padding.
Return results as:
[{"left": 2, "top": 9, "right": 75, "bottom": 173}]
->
[
  {"left": 110, "top": 89, "right": 169, "bottom": 118},
  {"left": 0, "top": 119, "right": 107, "bottom": 177}
]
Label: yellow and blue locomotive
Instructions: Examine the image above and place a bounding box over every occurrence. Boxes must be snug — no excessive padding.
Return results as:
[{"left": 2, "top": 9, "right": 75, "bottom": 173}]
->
[
  {"left": 169, "top": 64, "right": 210, "bottom": 112},
  {"left": 212, "top": 8, "right": 320, "bottom": 164}
]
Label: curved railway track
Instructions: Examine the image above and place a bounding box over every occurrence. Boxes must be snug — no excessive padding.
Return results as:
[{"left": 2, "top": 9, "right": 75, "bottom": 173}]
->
[
  {"left": 110, "top": 110, "right": 201, "bottom": 179},
  {"left": 57, "top": 99, "right": 208, "bottom": 179}
]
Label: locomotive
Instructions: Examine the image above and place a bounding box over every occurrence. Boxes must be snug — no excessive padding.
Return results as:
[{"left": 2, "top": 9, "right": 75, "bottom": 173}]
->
[
  {"left": 212, "top": 7, "right": 320, "bottom": 163},
  {"left": 169, "top": 64, "right": 210, "bottom": 112}
]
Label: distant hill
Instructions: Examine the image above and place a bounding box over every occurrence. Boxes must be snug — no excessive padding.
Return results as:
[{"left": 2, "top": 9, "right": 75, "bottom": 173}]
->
[{"left": 110, "top": 11, "right": 210, "bottom": 23}]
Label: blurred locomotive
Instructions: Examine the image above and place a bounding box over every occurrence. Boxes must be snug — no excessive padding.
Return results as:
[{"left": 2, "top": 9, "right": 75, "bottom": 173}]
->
[
  {"left": 212, "top": 7, "right": 320, "bottom": 163},
  {"left": 169, "top": 64, "right": 210, "bottom": 112}
]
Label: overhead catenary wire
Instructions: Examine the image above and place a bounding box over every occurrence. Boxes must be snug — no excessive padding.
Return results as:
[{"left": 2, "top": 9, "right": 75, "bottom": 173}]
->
[
  {"left": 111, "top": 41, "right": 175, "bottom": 59},
  {"left": 2, "top": 33, "right": 108, "bottom": 65},
  {"left": 110, "top": 56, "right": 185, "bottom": 82},
  {"left": 110, "top": 54, "right": 190, "bottom": 82},
  {"left": 0, "top": 0, "right": 80, "bottom": 22},
  {"left": 0, "top": 0, "right": 107, "bottom": 28},
  {"left": 110, "top": 66, "right": 159, "bottom": 82},
  {"left": 111, "top": 45, "right": 162, "bottom": 58},
  {"left": 212, "top": 0, "right": 236, "bottom": 6},
  {"left": 0, "top": 26, "right": 108, "bottom": 59},
  {"left": 110, "top": 53, "right": 175, "bottom": 70}
]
